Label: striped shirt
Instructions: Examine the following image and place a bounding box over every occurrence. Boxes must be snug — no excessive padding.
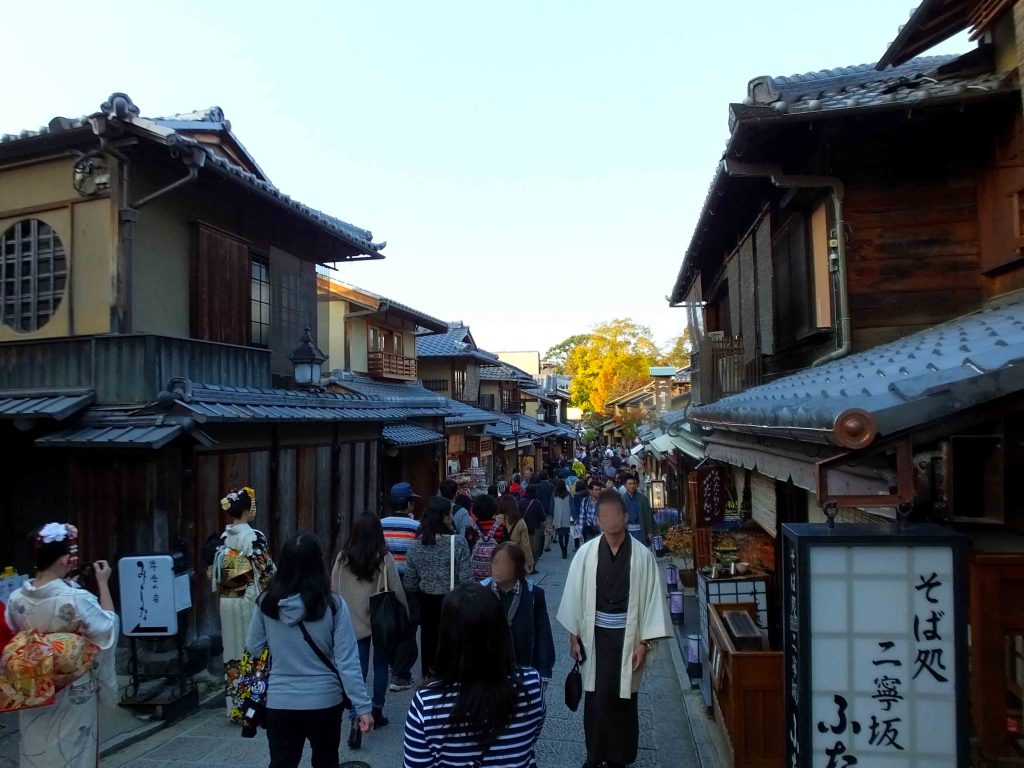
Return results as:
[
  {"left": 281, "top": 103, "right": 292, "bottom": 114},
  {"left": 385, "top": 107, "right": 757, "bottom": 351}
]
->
[
  {"left": 382, "top": 515, "right": 420, "bottom": 574},
  {"left": 403, "top": 667, "right": 546, "bottom": 767}
]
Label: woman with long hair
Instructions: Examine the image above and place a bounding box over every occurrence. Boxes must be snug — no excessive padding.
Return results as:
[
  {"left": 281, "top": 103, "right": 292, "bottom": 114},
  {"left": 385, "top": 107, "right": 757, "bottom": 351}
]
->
[
  {"left": 331, "top": 513, "right": 408, "bottom": 749},
  {"left": 551, "top": 479, "right": 573, "bottom": 559},
  {"left": 482, "top": 544, "right": 555, "bottom": 683},
  {"left": 402, "top": 497, "right": 471, "bottom": 679},
  {"left": 212, "top": 487, "right": 276, "bottom": 720},
  {"left": 247, "top": 533, "right": 372, "bottom": 768},
  {"left": 495, "top": 494, "right": 534, "bottom": 574},
  {"left": 402, "top": 581, "right": 546, "bottom": 767},
  {"left": 519, "top": 487, "right": 547, "bottom": 574},
  {"left": 6, "top": 524, "right": 119, "bottom": 768}
]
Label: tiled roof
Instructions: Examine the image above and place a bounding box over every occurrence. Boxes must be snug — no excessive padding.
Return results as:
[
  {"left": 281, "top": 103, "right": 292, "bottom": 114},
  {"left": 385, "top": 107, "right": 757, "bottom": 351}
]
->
[
  {"left": 416, "top": 326, "right": 496, "bottom": 362},
  {"left": 670, "top": 53, "right": 1018, "bottom": 304},
  {"left": 317, "top": 275, "right": 449, "bottom": 333},
  {"left": 485, "top": 413, "right": 558, "bottom": 440},
  {"left": 158, "top": 382, "right": 450, "bottom": 423},
  {"left": 382, "top": 423, "right": 444, "bottom": 447},
  {"left": 442, "top": 398, "right": 500, "bottom": 427},
  {"left": 326, "top": 373, "right": 449, "bottom": 406},
  {"left": 481, "top": 361, "right": 535, "bottom": 383},
  {"left": 690, "top": 294, "right": 1024, "bottom": 448},
  {"left": 36, "top": 415, "right": 183, "bottom": 450},
  {"left": 0, "top": 389, "right": 94, "bottom": 421},
  {"left": 1, "top": 94, "right": 383, "bottom": 258}
]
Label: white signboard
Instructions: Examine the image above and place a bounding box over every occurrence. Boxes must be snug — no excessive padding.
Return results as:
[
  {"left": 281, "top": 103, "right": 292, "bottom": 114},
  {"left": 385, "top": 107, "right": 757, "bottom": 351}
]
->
[
  {"left": 810, "top": 546, "right": 956, "bottom": 765},
  {"left": 118, "top": 555, "right": 178, "bottom": 637}
]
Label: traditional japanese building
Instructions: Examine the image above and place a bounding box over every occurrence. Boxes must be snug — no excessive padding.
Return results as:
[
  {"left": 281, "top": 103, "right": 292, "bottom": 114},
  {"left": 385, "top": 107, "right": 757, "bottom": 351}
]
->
[
  {"left": 667, "top": 9, "right": 1024, "bottom": 762},
  {"left": 0, "top": 93, "right": 444, "bottom": 635}
]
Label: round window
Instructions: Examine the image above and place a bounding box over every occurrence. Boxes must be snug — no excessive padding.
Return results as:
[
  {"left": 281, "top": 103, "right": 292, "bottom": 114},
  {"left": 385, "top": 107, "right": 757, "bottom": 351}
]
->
[{"left": 0, "top": 218, "right": 67, "bottom": 333}]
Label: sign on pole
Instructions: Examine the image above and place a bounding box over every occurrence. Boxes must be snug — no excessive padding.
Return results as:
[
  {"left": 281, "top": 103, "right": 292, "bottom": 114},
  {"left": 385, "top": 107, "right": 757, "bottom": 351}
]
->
[
  {"left": 118, "top": 555, "right": 179, "bottom": 637},
  {"left": 782, "top": 523, "right": 968, "bottom": 768}
]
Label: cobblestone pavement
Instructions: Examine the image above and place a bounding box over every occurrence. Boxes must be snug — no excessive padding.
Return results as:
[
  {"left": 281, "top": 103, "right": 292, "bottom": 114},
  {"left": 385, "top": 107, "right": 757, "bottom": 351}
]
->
[{"left": 106, "top": 545, "right": 717, "bottom": 768}]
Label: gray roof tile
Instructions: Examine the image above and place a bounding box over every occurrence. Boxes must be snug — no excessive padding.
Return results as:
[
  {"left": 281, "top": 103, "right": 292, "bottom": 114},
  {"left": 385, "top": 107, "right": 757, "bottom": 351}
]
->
[
  {"left": 690, "top": 294, "right": 1024, "bottom": 443},
  {"left": 416, "top": 326, "right": 497, "bottom": 361},
  {"left": 382, "top": 423, "right": 444, "bottom": 447},
  {"left": 0, "top": 389, "right": 94, "bottom": 421}
]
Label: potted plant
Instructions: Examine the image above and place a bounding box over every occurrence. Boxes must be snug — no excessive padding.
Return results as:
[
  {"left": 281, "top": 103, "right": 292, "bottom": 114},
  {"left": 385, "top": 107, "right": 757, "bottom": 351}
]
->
[{"left": 664, "top": 525, "right": 696, "bottom": 588}]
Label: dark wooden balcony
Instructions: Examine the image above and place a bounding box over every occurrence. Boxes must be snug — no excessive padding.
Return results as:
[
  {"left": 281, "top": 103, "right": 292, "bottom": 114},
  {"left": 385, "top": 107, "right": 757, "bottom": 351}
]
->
[
  {"left": 0, "top": 334, "right": 271, "bottom": 405},
  {"left": 368, "top": 350, "right": 417, "bottom": 381},
  {"left": 692, "top": 335, "right": 761, "bottom": 406}
]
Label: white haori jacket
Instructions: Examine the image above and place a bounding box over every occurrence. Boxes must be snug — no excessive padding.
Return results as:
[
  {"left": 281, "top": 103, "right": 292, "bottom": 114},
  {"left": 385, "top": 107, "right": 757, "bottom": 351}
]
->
[{"left": 556, "top": 535, "right": 672, "bottom": 699}]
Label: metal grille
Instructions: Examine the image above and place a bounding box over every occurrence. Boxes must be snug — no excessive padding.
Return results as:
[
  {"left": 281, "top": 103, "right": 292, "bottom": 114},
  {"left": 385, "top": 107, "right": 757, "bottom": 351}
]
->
[
  {"left": 250, "top": 256, "right": 270, "bottom": 346},
  {"left": 0, "top": 219, "right": 67, "bottom": 332}
]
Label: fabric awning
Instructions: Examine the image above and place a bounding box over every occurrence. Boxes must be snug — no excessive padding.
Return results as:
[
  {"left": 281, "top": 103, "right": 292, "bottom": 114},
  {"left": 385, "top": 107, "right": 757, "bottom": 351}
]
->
[
  {"left": 650, "top": 433, "right": 704, "bottom": 462},
  {"left": 0, "top": 390, "right": 95, "bottom": 422},
  {"left": 382, "top": 423, "right": 444, "bottom": 448}
]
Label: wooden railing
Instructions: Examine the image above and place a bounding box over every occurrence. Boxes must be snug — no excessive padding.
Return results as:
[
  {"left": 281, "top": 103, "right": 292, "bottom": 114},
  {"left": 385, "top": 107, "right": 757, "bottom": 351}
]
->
[
  {"left": 422, "top": 378, "right": 449, "bottom": 393},
  {"left": 368, "top": 350, "right": 417, "bottom": 381},
  {"left": 691, "top": 335, "right": 761, "bottom": 406}
]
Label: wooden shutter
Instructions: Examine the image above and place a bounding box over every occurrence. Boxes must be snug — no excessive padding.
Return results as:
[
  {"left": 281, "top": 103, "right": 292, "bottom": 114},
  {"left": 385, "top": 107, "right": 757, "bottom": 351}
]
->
[
  {"left": 192, "top": 225, "right": 249, "bottom": 344},
  {"left": 755, "top": 213, "right": 774, "bottom": 354},
  {"left": 810, "top": 201, "right": 833, "bottom": 329},
  {"left": 750, "top": 472, "right": 777, "bottom": 537},
  {"left": 739, "top": 236, "right": 757, "bottom": 363}
]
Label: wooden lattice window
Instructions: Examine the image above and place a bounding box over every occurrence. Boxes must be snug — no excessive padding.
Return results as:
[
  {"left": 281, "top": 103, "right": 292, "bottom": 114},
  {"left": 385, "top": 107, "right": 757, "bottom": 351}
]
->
[
  {"left": 0, "top": 219, "right": 67, "bottom": 332},
  {"left": 250, "top": 255, "right": 270, "bottom": 347}
]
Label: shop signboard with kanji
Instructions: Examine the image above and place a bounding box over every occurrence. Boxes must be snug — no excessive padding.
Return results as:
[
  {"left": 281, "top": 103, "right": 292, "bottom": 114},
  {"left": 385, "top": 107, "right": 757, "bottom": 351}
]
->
[
  {"left": 782, "top": 524, "right": 967, "bottom": 768},
  {"left": 118, "top": 555, "right": 179, "bottom": 637}
]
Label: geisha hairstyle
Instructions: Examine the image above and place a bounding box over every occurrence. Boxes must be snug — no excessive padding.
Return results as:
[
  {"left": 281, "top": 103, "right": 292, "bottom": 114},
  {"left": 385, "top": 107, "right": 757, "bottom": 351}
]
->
[
  {"left": 220, "top": 487, "right": 256, "bottom": 520},
  {"left": 30, "top": 523, "right": 79, "bottom": 572}
]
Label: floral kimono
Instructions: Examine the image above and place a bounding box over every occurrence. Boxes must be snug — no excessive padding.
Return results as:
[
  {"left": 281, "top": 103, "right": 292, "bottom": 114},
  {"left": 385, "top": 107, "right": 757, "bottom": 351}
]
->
[
  {"left": 212, "top": 522, "right": 274, "bottom": 720},
  {"left": 6, "top": 579, "right": 118, "bottom": 768}
]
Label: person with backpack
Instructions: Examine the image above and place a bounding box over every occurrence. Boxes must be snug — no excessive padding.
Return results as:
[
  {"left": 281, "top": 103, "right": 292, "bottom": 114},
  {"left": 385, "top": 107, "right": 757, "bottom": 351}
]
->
[
  {"left": 211, "top": 487, "right": 276, "bottom": 721},
  {"left": 330, "top": 513, "right": 408, "bottom": 749},
  {"left": 247, "top": 533, "right": 372, "bottom": 768},
  {"left": 519, "top": 487, "right": 547, "bottom": 572},
  {"left": 467, "top": 494, "right": 507, "bottom": 580},
  {"left": 481, "top": 544, "right": 555, "bottom": 685},
  {"left": 496, "top": 493, "right": 534, "bottom": 575}
]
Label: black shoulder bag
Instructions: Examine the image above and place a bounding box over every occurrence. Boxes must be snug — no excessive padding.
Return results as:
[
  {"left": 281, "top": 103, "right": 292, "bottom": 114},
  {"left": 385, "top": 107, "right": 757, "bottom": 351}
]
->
[{"left": 298, "top": 598, "right": 352, "bottom": 711}]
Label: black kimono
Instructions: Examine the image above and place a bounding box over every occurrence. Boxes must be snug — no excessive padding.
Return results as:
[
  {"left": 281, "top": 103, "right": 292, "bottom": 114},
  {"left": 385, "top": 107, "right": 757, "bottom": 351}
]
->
[{"left": 584, "top": 535, "right": 638, "bottom": 767}]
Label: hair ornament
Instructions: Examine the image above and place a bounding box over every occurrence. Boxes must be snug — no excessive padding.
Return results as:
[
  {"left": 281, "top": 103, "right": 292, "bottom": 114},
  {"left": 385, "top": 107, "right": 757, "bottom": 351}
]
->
[{"left": 39, "top": 523, "right": 72, "bottom": 544}]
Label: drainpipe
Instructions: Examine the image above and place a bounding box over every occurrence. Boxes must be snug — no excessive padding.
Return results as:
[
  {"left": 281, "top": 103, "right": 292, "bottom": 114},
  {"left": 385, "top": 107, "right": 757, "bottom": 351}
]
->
[{"left": 721, "top": 158, "right": 850, "bottom": 367}]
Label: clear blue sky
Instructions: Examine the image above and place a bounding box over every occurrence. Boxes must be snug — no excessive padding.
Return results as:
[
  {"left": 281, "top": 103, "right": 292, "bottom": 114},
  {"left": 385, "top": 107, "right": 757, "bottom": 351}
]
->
[{"left": 2, "top": 1, "right": 969, "bottom": 356}]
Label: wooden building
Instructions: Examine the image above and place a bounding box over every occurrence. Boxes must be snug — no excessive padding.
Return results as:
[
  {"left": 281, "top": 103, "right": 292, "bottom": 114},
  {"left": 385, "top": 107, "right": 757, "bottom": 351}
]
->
[
  {"left": 667, "top": 9, "right": 1024, "bottom": 763},
  {"left": 0, "top": 93, "right": 445, "bottom": 637}
]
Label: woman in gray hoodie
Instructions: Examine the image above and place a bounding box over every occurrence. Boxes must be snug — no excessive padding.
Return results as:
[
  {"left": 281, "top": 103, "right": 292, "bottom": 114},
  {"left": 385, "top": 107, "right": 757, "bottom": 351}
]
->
[{"left": 247, "top": 533, "right": 373, "bottom": 768}]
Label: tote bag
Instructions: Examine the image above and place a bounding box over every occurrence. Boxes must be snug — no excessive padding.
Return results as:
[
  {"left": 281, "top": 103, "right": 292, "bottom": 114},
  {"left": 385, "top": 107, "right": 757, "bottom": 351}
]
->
[{"left": 370, "top": 557, "right": 409, "bottom": 663}]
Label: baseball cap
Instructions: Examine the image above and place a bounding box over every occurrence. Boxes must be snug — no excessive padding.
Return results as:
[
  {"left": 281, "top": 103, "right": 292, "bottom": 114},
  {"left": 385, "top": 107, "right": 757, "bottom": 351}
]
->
[{"left": 390, "top": 481, "right": 420, "bottom": 502}]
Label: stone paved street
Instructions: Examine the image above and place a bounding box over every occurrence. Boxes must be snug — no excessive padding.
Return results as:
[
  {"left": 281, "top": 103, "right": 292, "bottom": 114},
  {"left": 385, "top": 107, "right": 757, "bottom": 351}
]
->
[{"left": 104, "top": 548, "right": 720, "bottom": 768}]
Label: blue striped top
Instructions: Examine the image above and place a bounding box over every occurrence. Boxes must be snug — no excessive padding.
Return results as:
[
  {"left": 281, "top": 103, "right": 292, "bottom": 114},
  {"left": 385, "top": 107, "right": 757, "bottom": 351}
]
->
[{"left": 403, "top": 667, "right": 546, "bottom": 767}]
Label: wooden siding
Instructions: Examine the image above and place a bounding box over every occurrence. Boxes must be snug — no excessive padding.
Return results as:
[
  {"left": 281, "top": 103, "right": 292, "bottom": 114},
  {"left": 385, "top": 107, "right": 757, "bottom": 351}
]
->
[
  {"left": 191, "top": 225, "right": 250, "bottom": 346},
  {"left": 0, "top": 334, "right": 270, "bottom": 405},
  {"left": 844, "top": 179, "right": 984, "bottom": 349}
]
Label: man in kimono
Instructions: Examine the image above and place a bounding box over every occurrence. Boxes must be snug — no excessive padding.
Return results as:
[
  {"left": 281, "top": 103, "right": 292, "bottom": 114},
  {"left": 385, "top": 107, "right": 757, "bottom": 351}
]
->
[{"left": 557, "top": 489, "right": 672, "bottom": 768}]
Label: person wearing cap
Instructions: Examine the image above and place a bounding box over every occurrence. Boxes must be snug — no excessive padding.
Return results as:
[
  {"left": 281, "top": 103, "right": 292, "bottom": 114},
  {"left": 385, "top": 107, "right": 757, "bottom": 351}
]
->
[{"left": 382, "top": 481, "right": 421, "bottom": 692}]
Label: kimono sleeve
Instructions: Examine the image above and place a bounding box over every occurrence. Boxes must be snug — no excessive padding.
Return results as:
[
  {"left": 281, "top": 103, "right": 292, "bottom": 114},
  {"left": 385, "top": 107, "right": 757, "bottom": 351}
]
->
[
  {"left": 76, "top": 591, "right": 119, "bottom": 650},
  {"left": 556, "top": 550, "right": 585, "bottom": 636}
]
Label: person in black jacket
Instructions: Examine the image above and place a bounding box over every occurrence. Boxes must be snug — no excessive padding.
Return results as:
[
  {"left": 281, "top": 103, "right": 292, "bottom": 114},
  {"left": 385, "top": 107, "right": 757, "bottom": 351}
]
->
[{"left": 483, "top": 543, "right": 555, "bottom": 685}]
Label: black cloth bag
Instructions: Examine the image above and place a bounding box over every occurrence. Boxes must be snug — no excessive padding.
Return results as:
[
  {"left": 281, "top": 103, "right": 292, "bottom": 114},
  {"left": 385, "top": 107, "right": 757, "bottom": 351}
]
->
[
  {"left": 370, "top": 560, "right": 410, "bottom": 663},
  {"left": 564, "top": 646, "right": 587, "bottom": 712}
]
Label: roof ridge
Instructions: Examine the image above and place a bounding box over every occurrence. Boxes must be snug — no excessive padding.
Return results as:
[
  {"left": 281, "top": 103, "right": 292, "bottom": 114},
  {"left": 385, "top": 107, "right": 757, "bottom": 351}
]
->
[{"left": 768, "top": 53, "right": 958, "bottom": 87}]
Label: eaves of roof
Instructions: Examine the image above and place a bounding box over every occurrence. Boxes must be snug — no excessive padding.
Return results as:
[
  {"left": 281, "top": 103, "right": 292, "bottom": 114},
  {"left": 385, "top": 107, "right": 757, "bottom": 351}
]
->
[
  {"left": 443, "top": 399, "right": 500, "bottom": 427},
  {"left": 876, "top": 0, "right": 973, "bottom": 70},
  {"left": 668, "top": 53, "right": 1017, "bottom": 304},
  {"left": 480, "top": 361, "right": 536, "bottom": 383},
  {"left": 0, "top": 389, "right": 95, "bottom": 422},
  {"left": 317, "top": 276, "right": 448, "bottom": 334},
  {"left": 382, "top": 423, "right": 444, "bottom": 447},
  {"left": 689, "top": 294, "right": 1024, "bottom": 450},
  {"left": 1, "top": 94, "right": 384, "bottom": 260}
]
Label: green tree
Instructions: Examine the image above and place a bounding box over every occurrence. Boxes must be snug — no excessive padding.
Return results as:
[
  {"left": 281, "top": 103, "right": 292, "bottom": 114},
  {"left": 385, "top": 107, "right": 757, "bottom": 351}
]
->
[
  {"left": 543, "top": 334, "right": 589, "bottom": 374},
  {"left": 661, "top": 327, "right": 693, "bottom": 369}
]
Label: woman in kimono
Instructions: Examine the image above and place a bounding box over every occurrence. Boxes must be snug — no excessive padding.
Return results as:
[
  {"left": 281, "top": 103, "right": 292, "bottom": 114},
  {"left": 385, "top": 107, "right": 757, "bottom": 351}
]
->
[
  {"left": 6, "top": 523, "right": 119, "bottom": 768},
  {"left": 212, "top": 487, "right": 275, "bottom": 720}
]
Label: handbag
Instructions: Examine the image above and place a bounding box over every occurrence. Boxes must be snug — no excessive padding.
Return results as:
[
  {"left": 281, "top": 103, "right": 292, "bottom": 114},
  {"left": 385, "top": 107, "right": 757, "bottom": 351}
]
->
[
  {"left": 370, "top": 557, "right": 410, "bottom": 664},
  {"left": 564, "top": 645, "right": 586, "bottom": 712}
]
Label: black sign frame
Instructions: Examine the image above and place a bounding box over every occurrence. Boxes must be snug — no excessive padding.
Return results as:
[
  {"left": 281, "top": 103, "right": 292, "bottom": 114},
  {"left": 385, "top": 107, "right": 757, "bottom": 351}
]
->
[{"left": 781, "top": 523, "right": 969, "bottom": 768}]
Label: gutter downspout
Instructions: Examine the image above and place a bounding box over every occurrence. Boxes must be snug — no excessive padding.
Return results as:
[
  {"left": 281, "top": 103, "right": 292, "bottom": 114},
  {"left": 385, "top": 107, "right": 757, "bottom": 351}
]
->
[{"left": 721, "top": 158, "right": 850, "bottom": 367}]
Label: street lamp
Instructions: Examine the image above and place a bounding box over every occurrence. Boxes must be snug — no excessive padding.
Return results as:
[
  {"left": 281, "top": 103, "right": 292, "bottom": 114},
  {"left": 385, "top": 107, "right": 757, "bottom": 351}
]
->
[
  {"left": 510, "top": 414, "right": 522, "bottom": 473},
  {"left": 289, "top": 327, "right": 327, "bottom": 389}
]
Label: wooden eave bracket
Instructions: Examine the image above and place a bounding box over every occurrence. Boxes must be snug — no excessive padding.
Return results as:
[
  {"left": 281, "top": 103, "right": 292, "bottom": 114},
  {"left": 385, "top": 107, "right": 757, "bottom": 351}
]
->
[{"left": 816, "top": 439, "right": 914, "bottom": 508}]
